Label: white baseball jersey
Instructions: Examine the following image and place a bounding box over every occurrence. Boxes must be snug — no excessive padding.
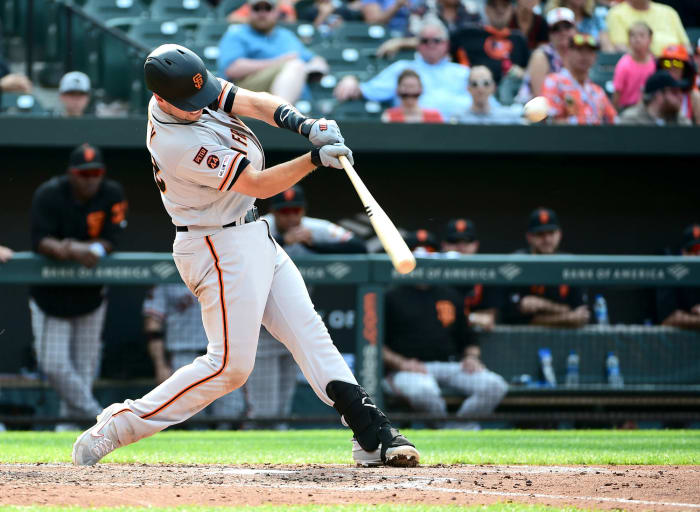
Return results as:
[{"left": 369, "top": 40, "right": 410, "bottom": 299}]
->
[
  {"left": 262, "top": 214, "right": 354, "bottom": 257},
  {"left": 146, "top": 79, "right": 263, "bottom": 227}
]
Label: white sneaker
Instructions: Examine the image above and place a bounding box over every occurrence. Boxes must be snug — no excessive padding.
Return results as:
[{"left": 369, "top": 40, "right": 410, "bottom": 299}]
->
[
  {"left": 352, "top": 438, "right": 382, "bottom": 467},
  {"left": 352, "top": 438, "right": 421, "bottom": 467},
  {"left": 72, "top": 405, "right": 124, "bottom": 466}
]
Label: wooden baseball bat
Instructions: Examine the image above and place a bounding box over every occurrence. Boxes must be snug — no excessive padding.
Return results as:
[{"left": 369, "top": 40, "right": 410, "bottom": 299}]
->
[{"left": 338, "top": 155, "right": 416, "bottom": 275}]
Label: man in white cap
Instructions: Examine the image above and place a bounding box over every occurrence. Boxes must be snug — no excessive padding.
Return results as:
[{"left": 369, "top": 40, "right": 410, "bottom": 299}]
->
[{"left": 58, "top": 71, "right": 91, "bottom": 117}]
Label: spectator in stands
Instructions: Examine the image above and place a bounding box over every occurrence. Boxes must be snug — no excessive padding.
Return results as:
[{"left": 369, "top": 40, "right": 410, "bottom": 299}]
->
[
  {"left": 441, "top": 218, "right": 503, "bottom": 332},
  {"left": 436, "top": 0, "right": 481, "bottom": 34},
  {"left": 0, "top": 56, "right": 32, "bottom": 95},
  {"left": 619, "top": 71, "right": 690, "bottom": 125},
  {"left": 217, "top": 0, "right": 329, "bottom": 103},
  {"left": 450, "top": 0, "right": 531, "bottom": 87},
  {"left": 381, "top": 69, "right": 444, "bottom": 123},
  {"left": 383, "top": 229, "right": 508, "bottom": 428},
  {"left": 509, "top": 0, "right": 549, "bottom": 50},
  {"left": 695, "top": 39, "right": 700, "bottom": 90},
  {"left": 0, "top": 245, "right": 13, "bottom": 262},
  {"left": 248, "top": 186, "right": 366, "bottom": 425},
  {"left": 361, "top": 0, "right": 424, "bottom": 36},
  {"left": 541, "top": 33, "right": 617, "bottom": 124},
  {"left": 143, "top": 285, "right": 246, "bottom": 427},
  {"left": 516, "top": 7, "right": 577, "bottom": 103},
  {"left": 657, "top": 223, "right": 700, "bottom": 330},
  {"left": 334, "top": 18, "right": 470, "bottom": 119},
  {"left": 56, "top": 71, "right": 91, "bottom": 118},
  {"left": 29, "top": 143, "right": 127, "bottom": 430},
  {"left": 657, "top": 44, "right": 700, "bottom": 124},
  {"left": 545, "top": 0, "right": 613, "bottom": 52},
  {"left": 455, "top": 65, "right": 523, "bottom": 124},
  {"left": 297, "top": 0, "right": 364, "bottom": 27},
  {"left": 612, "top": 21, "right": 655, "bottom": 110},
  {"left": 504, "top": 208, "right": 590, "bottom": 327},
  {"left": 607, "top": 0, "right": 689, "bottom": 56}
]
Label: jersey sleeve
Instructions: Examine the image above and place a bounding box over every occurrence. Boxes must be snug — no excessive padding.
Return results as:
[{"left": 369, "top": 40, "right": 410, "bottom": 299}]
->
[
  {"left": 176, "top": 144, "right": 251, "bottom": 192},
  {"left": 211, "top": 78, "right": 239, "bottom": 114},
  {"left": 143, "top": 285, "right": 167, "bottom": 320}
]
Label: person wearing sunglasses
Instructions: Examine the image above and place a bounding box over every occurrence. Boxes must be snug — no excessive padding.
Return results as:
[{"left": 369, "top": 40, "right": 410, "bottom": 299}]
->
[
  {"left": 382, "top": 69, "right": 443, "bottom": 123},
  {"left": 541, "top": 32, "right": 617, "bottom": 124},
  {"left": 334, "top": 19, "right": 470, "bottom": 119},
  {"left": 457, "top": 65, "right": 522, "bottom": 124},
  {"left": 657, "top": 44, "right": 700, "bottom": 124},
  {"left": 607, "top": 0, "right": 689, "bottom": 56},
  {"left": 218, "top": 0, "right": 329, "bottom": 103},
  {"left": 29, "top": 143, "right": 128, "bottom": 431},
  {"left": 543, "top": 0, "right": 613, "bottom": 52},
  {"left": 656, "top": 224, "right": 700, "bottom": 330},
  {"left": 515, "top": 7, "right": 576, "bottom": 103},
  {"left": 619, "top": 71, "right": 690, "bottom": 126}
]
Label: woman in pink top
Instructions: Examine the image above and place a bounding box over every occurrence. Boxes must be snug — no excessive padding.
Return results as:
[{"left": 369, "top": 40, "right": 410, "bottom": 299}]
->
[{"left": 613, "top": 21, "right": 655, "bottom": 110}]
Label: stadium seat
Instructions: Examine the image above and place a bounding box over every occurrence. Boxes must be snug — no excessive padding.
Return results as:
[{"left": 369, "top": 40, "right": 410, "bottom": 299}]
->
[
  {"left": 127, "top": 18, "right": 188, "bottom": 48},
  {"left": 189, "top": 43, "right": 220, "bottom": 72},
  {"left": 590, "top": 67, "right": 615, "bottom": 96},
  {"left": 331, "top": 21, "right": 389, "bottom": 49},
  {"left": 98, "top": 18, "right": 152, "bottom": 100},
  {"left": 687, "top": 27, "right": 700, "bottom": 49},
  {"left": 149, "top": 0, "right": 213, "bottom": 20},
  {"left": 331, "top": 99, "right": 382, "bottom": 120},
  {"left": 0, "top": 93, "right": 49, "bottom": 115},
  {"left": 594, "top": 52, "right": 624, "bottom": 73},
  {"left": 313, "top": 46, "right": 373, "bottom": 76},
  {"left": 191, "top": 19, "right": 231, "bottom": 47},
  {"left": 216, "top": 0, "right": 246, "bottom": 18},
  {"left": 279, "top": 21, "right": 324, "bottom": 47},
  {"left": 82, "top": 0, "right": 147, "bottom": 21}
]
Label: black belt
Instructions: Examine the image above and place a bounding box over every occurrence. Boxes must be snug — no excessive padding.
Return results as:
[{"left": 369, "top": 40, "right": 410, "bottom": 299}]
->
[{"left": 176, "top": 207, "right": 259, "bottom": 232}]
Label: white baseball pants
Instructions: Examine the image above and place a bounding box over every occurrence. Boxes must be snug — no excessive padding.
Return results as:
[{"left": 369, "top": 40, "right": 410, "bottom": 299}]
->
[{"left": 109, "top": 220, "right": 356, "bottom": 445}]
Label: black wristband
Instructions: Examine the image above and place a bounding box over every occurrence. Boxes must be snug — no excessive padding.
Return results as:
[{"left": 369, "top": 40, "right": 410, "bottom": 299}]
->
[
  {"left": 310, "top": 148, "right": 322, "bottom": 167},
  {"left": 274, "top": 104, "right": 311, "bottom": 135},
  {"left": 146, "top": 331, "right": 165, "bottom": 341}
]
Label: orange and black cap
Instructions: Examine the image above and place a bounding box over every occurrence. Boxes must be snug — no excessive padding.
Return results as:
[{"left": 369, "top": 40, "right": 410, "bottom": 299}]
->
[
  {"left": 270, "top": 185, "right": 306, "bottom": 210},
  {"left": 528, "top": 207, "right": 560, "bottom": 234},
  {"left": 144, "top": 44, "right": 222, "bottom": 112},
  {"left": 69, "top": 143, "right": 104, "bottom": 170},
  {"left": 406, "top": 229, "right": 439, "bottom": 252},
  {"left": 445, "top": 218, "right": 477, "bottom": 243}
]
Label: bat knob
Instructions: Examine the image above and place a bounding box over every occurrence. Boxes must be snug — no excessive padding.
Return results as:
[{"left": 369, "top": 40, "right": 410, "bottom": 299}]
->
[{"left": 396, "top": 258, "right": 416, "bottom": 275}]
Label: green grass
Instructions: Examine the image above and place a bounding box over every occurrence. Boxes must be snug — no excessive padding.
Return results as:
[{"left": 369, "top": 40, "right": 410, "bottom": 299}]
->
[
  {"left": 0, "top": 506, "right": 595, "bottom": 512},
  {"left": 1, "top": 429, "right": 698, "bottom": 465}
]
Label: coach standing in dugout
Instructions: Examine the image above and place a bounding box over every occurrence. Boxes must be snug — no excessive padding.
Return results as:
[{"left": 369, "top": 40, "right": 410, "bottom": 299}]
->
[
  {"left": 504, "top": 207, "right": 589, "bottom": 327},
  {"left": 29, "top": 143, "right": 127, "bottom": 429}
]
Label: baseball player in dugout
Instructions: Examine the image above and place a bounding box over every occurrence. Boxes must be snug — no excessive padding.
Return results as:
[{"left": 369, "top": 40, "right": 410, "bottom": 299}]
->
[
  {"left": 72, "top": 44, "right": 419, "bottom": 468},
  {"left": 504, "top": 207, "right": 590, "bottom": 327},
  {"left": 383, "top": 230, "right": 508, "bottom": 428},
  {"left": 246, "top": 185, "right": 366, "bottom": 425},
  {"left": 30, "top": 143, "right": 128, "bottom": 430}
]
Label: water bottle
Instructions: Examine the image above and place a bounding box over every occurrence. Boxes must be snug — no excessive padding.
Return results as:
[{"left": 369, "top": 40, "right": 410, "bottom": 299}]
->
[
  {"left": 594, "top": 294, "right": 609, "bottom": 325},
  {"left": 565, "top": 350, "right": 580, "bottom": 387},
  {"left": 538, "top": 348, "right": 557, "bottom": 387},
  {"left": 606, "top": 352, "right": 624, "bottom": 388}
]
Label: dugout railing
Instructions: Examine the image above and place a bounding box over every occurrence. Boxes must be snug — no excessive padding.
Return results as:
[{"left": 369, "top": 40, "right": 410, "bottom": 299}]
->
[{"left": 1, "top": 252, "right": 699, "bottom": 428}]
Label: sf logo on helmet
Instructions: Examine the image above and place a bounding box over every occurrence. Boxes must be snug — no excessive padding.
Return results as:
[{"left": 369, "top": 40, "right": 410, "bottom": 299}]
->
[{"left": 192, "top": 73, "right": 204, "bottom": 90}]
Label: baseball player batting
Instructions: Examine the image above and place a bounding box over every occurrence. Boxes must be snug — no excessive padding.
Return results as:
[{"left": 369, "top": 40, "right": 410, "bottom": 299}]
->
[{"left": 72, "top": 44, "right": 419, "bottom": 468}]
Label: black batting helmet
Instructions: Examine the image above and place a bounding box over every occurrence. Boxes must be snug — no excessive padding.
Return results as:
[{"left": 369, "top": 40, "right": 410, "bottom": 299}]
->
[{"left": 144, "top": 44, "right": 221, "bottom": 111}]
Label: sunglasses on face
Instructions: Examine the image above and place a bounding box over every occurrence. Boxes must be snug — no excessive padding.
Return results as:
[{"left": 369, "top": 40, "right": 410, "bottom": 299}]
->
[
  {"left": 252, "top": 3, "right": 273, "bottom": 12},
  {"left": 276, "top": 206, "right": 303, "bottom": 215},
  {"left": 419, "top": 37, "right": 444, "bottom": 45},
  {"left": 469, "top": 79, "right": 493, "bottom": 87},
  {"left": 571, "top": 33, "right": 599, "bottom": 49},
  {"left": 398, "top": 92, "right": 421, "bottom": 99},
  {"left": 71, "top": 167, "right": 105, "bottom": 178},
  {"left": 550, "top": 22, "right": 573, "bottom": 33},
  {"left": 661, "top": 58, "right": 685, "bottom": 69}
]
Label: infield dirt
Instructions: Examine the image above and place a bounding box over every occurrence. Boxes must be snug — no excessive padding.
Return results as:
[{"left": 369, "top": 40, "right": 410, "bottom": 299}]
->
[{"left": 1, "top": 463, "right": 698, "bottom": 511}]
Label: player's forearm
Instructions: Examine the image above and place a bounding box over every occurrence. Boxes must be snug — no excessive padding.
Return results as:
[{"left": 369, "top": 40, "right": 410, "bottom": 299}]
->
[
  {"left": 37, "top": 237, "right": 75, "bottom": 261},
  {"left": 382, "top": 345, "right": 405, "bottom": 371},
  {"left": 235, "top": 154, "right": 317, "bottom": 199},
  {"left": 662, "top": 310, "right": 700, "bottom": 329},
  {"left": 530, "top": 312, "right": 586, "bottom": 327},
  {"left": 147, "top": 339, "right": 168, "bottom": 366},
  {"left": 232, "top": 88, "right": 300, "bottom": 127}
]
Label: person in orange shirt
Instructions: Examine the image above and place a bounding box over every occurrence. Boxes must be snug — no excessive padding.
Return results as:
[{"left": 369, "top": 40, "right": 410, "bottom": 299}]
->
[
  {"left": 541, "top": 33, "right": 617, "bottom": 124},
  {"left": 381, "top": 69, "right": 443, "bottom": 123}
]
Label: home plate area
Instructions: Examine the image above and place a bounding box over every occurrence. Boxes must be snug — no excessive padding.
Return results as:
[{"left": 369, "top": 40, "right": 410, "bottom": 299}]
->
[{"left": 1, "top": 463, "right": 699, "bottom": 510}]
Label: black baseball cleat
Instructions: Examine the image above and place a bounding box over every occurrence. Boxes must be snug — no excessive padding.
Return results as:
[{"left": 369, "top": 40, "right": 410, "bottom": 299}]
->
[{"left": 352, "top": 427, "right": 420, "bottom": 467}]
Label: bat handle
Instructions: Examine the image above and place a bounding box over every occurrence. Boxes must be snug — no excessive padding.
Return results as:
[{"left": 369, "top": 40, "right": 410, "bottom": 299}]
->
[{"left": 338, "top": 155, "right": 352, "bottom": 173}]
